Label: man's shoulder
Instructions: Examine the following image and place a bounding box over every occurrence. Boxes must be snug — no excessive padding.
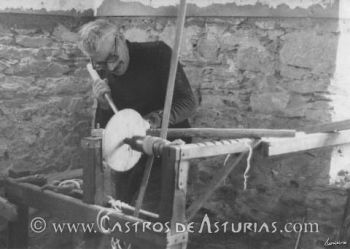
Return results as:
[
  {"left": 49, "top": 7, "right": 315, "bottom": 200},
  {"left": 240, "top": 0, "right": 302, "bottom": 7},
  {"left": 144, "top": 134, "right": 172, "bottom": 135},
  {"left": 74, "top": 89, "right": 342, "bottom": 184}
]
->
[{"left": 128, "top": 40, "right": 171, "bottom": 54}]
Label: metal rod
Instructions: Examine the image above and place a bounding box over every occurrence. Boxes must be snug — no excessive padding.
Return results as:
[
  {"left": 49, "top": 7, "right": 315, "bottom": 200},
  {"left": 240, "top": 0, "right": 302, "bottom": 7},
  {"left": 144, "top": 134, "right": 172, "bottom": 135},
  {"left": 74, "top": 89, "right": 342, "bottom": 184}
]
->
[{"left": 104, "top": 93, "right": 118, "bottom": 114}]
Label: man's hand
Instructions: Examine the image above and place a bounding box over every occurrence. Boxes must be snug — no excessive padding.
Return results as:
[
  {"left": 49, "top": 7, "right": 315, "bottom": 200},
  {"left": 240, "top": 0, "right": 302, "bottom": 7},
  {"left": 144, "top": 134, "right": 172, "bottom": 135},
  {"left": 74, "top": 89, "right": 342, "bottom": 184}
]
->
[
  {"left": 92, "top": 78, "right": 111, "bottom": 109},
  {"left": 143, "top": 111, "right": 163, "bottom": 129}
]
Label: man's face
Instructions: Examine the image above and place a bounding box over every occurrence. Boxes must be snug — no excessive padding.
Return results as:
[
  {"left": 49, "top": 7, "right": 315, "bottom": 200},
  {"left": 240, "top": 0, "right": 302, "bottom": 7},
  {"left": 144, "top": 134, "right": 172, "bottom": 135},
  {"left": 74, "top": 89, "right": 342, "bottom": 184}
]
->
[{"left": 90, "top": 33, "right": 129, "bottom": 76}]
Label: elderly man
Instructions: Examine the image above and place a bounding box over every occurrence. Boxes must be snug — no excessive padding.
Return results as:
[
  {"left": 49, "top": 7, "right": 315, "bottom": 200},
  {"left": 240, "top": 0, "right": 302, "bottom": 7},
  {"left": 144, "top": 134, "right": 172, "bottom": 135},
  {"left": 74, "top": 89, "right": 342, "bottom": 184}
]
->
[{"left": 79, "top": 19, "right": 196, "bottom": 210}]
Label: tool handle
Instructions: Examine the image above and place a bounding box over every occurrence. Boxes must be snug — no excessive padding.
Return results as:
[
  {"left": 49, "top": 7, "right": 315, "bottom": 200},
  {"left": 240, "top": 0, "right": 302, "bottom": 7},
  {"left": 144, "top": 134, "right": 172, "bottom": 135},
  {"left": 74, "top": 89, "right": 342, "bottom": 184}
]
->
[
  {"left": 104, "top": 93, "right": 118, "bottom": 114},
  {"left": 86, "top": 63, "right": 118, "bottom": 114},
  {"left": 86, "top": 63, "right": 100, "bottom": 82}
]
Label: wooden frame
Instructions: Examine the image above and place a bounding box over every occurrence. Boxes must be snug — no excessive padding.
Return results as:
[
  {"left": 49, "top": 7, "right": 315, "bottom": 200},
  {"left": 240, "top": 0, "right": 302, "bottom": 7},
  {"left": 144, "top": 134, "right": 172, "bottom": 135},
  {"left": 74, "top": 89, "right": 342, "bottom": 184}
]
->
[
  {"left": 4, "top": 129, "right": 350, "bottom": 249},
  {"left": 262, "top": 130, "right": 350, "bottom": 156}
]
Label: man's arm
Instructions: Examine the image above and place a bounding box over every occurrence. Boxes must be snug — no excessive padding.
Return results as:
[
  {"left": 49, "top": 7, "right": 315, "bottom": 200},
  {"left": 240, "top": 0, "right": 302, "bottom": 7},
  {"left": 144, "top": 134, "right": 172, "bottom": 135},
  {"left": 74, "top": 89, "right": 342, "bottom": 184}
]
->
[
  {"left": 95, "top": 103, "right": 114, "bottom": 128},
  {"left": 154, "top": 41, "right": 197, "bottom": 126}
]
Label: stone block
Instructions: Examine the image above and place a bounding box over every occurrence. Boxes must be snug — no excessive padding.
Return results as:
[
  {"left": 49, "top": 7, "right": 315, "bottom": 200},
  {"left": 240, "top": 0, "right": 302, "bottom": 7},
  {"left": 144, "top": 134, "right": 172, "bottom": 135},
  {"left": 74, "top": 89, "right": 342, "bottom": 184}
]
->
[
  {"left": 197, "top": 37, "right": 220, "bottom": 61},
  {"left": 255, "top": 19, "right": 276, "bottom": 30},
  {"left": 250, "top": 90, "right": 290, "bottom": 114},
  {"left": 200, "top": 93, "right": 225, "bottom": 107},
  {"left": 37, "top": 77, "right": 90, "bottom": 96},
  {"left": 52, "top": 24, "right": 79, "bottom": 43},
  {"left": 237, "top": 47, "right": 274, "bottom": 74},
  {"left": 0, "top": 36, "right": 13, "bottom": 45},
  {"left": 14, "top": 28, "right": 38, "bottom": 35},
  {"left": 280, "top": 31, "right": 337, "bottom": 74},
  {"left": 280, "top": 65, "right": 311, "bottom": 80},
  {"left": 284, "top": 78, "right": 329, "bottom": 93},
  {"left": 0, "top": 46, "right": 37, "bottom": 60},
  {"left": 42, "top": 62, "right": 71, "bottom": 77},
  {"left": 9, "top": 57, "right": 70, "bottom": 77},
  {"left": 267, "top": 30, "right": 285, "bottom": 40},
  {"left": 0, "top": 141, "right": 8, "bottom": 158},
  {"left": 16, "top": 35, "right": 52, "bottom": 48},
  {"left": 181, "top": 25, "right": 202, "bottom": 57},
  {"left": 0, "top": 24, "right": 12, "bottom": 36},
  {"left": 158, "top": 24, "right": 176, "bottom": 48},
  {"left": 124, "top": 27, "right": 149, "bottom": 42},
  {"left": 0, "top": 75, "right": 35, "bottom": 99},
  {"left": 220, "top": 30, "right": 264, "bottom": 51}
]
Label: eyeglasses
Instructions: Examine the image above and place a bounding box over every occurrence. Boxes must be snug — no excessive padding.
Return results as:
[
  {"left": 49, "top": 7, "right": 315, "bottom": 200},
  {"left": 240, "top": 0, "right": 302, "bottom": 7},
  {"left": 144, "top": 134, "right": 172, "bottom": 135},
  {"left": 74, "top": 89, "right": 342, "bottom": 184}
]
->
[{"left": 90, "top": 35, "right": 120, "bottom": 71}]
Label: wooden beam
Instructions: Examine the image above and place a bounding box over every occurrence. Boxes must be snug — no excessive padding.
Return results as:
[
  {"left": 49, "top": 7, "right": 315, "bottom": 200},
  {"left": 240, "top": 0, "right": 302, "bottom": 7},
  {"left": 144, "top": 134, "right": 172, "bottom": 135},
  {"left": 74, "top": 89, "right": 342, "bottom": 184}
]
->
[
  {"left": 81, "top": 137, "right": 100, "bottom": 204},
  {"left": 135, "top": 0, "right": 187, "bottom": 219},
  {"left": 159, "top": 146, "right": 180, "bottom": 220},
  {"left": 4, "top": 178, "right": 167, "bottom": 249},
  {"left": 179, "top": 139, "right": 255, "bottom": 160},
  {"left": 148, "top": 128, "right": 296, "bottom": 139},
  {"left": 262, "top": 130, "right": 350, "bottom": 156},
  {"left": 7, "top": 203, "right": 28, "bottom": 249},
  {"left": 160, "top": 0, "right": 187, "bottom": 138},
  {"left": 302, "top": 120, "right": 350, "bottom": 134},
  {"left": 168, "top": 160, "right": 189, "bottom": 249},
  {"left": 0, "top": 196, "right": 17, "bottom": 221}
]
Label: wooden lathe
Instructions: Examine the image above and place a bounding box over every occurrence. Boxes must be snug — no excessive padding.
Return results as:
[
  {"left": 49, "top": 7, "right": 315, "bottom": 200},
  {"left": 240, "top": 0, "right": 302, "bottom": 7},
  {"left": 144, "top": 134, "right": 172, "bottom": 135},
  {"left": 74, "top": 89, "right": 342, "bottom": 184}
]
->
[{"left": 2, "top": 119, "right": 350, "bottom": 248}]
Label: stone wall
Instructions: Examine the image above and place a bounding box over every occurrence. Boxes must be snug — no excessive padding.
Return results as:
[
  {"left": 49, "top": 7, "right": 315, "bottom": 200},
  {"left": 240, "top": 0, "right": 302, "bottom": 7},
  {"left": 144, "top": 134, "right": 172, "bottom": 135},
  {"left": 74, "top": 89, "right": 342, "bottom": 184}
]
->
[
  {"left": 0, "top": 12, "right": 348, "bottom": 249},
  {"left": 0, "top": 14, "right": 94, "bottom": 175}
]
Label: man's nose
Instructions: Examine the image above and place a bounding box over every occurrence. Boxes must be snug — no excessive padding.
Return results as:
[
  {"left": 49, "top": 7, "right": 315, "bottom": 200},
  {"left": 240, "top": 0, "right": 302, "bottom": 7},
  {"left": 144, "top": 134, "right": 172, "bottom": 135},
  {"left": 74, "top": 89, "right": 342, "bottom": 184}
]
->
[
  {"left": 107, "top": 59, "right": 120, "bottom": 71},
  {"left": 95, "top": 63, "right": 108, "bottom": 71}
]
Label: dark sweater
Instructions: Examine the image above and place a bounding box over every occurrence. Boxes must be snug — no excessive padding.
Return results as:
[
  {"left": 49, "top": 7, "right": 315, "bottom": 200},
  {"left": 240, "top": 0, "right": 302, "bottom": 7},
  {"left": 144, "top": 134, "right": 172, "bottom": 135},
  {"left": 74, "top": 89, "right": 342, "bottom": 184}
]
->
[{"left": 95, "top": 40, "right": 196, "bottom": 130}]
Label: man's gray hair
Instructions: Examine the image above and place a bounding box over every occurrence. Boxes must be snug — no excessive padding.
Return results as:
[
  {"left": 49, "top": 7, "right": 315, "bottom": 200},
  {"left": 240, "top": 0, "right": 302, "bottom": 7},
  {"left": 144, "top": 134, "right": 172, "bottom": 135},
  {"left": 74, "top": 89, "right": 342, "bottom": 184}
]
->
[{"left": 79, "top": 19, "right": 118, "bottom": 55}]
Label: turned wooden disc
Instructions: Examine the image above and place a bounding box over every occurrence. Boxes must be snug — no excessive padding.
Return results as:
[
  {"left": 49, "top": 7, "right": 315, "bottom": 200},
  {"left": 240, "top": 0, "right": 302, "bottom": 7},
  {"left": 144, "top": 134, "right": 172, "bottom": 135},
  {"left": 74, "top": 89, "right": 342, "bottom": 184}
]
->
[{"left": 102, "top": 109, "right": 148, "bottom": 172}]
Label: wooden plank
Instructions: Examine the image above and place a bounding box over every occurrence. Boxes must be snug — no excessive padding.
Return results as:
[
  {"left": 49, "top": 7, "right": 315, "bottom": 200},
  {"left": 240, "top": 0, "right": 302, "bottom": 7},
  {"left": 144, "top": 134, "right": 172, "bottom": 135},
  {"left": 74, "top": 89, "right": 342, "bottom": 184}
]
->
[
  {"left": 148, "top": 128, "right": 296, "bottom": 139},
  {"left": 159, "top": 146, "right": 180, "bottom": 221},
  {"left": 302, "top": 120, "right": 350, "bottom": 134},
  {"left": 4, "top": 179, "right": 167, "bottom": 249},
  {"left": 0, "top": 196, "right": 17, "bottom": 221},
  {"left": 6, "top": 192, "right": 28, "bottom": 249},
  {"left": 7, "top": 204, "right": 28, "bottom": 249},
  {"left": 180, "top": 139, "right": 255, "bottom": 160},
  {"left": 262, "top": 130, "right": 350, "bottom": 156},
  {"left": 81, "top": 136, "right": 108, "bottom": 249},
  {"left": 81, "top": 137, "right": 102, "bottom": 204},
  {"left": 168, "top": 160, "right": 189, "bottom": 249}
]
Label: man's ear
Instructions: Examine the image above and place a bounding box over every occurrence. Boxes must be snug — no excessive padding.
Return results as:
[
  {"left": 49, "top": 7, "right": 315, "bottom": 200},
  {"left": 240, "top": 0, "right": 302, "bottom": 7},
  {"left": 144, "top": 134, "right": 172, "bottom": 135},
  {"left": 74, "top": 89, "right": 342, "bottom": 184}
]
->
[
  {"left": 117, "top": 27, "right": 126, "bottom": 40},
  {"left": 119, "top": 34, "right": 126, "bottom": 42}
]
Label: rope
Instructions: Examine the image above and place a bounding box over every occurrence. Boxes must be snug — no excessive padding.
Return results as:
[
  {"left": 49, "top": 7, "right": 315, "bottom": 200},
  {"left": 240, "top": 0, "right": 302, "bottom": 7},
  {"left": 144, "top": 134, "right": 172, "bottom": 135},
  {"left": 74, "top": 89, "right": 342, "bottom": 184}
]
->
[
  {"left": 223, "top": 153, "right": 232, "bottom": 166},
  {"left": 103, "top": 196, "right": 132, "bottom": 249},
  {"left": 242, "top": 139, "right": 263, "bottom": 191},
  {"left": 242, "top": 141, "right": 254, "bottom": 191},
  {"left": 111, "top": 237, "right": 123, "bottom": 249},
  {"left": 106, "top": 195, "right": 123, "bottom": 212},
  {"left": 57, "top": 179, "right": 82, "bottom": 189}
]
